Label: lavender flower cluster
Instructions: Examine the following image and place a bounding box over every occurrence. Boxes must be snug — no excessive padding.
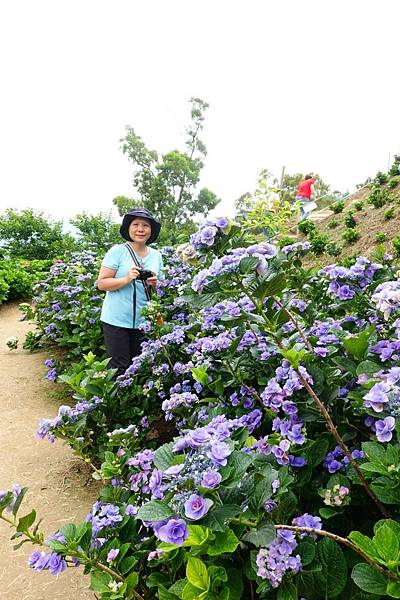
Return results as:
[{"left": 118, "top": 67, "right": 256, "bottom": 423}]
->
[
  {"left": 371, "top": 281, "right": 400, "bottom": 320},
  {"left": 37, "top": 396, "right": 103, "bottom": 443},
  {"left": 190, "top": 217, "right": 231, "bottom": 250},
  {"left": 320, "top": 257, "right": 381, "bottom": 301},
  {"left": 192, "top": 243, "right": 277, "bottom": 293}
]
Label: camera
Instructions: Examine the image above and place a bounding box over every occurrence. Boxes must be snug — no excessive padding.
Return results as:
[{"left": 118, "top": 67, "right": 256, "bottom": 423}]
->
[{"left": 137, "top": 269, "right": 154, "bottom": 281}]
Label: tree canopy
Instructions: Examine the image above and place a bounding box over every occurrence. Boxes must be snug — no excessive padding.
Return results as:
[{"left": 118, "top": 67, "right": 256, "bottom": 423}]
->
[
  {"left": 0, "top": 208, "right": 74, "bottom": 260},
  {"left": 70, "top": 211, "right": 120, "bottom": 251},
  {"left": 113, "top": 98, "right": 220, "bottom": 244}
]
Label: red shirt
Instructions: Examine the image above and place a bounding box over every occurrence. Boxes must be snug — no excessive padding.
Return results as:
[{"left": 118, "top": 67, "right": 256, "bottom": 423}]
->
[{"left": 297, "top": 178, "right": 314, "bottom": 199}]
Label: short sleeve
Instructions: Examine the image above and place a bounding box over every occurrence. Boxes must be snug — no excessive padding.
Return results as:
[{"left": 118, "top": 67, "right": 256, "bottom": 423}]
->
[{"left": 102, "top": 245, "right": 124, "bottom": 270}]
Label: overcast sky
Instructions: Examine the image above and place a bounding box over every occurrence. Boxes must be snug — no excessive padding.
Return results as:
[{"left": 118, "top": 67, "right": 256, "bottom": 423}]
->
[{"left": 1, "top": 0, "right": 399, "bottom": 223}]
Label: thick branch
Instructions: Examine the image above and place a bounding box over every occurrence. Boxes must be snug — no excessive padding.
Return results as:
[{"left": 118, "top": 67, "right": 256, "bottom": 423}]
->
[
  {"left": 275, "top": 524, "right": 398, "bottom": 581},
  {"left": 296, "top": 370, "right": 390, "bottom": 518}
]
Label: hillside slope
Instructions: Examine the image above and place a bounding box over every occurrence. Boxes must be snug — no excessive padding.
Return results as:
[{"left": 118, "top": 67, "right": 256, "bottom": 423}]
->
[{"left": 299, "top": 178, "right": 400, "bottom": 267}]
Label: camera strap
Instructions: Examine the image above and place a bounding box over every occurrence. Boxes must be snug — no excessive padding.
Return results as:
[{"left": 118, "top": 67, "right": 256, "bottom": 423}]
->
[{"left": 124, "top": 243, "right": 152, "bottom": 302}]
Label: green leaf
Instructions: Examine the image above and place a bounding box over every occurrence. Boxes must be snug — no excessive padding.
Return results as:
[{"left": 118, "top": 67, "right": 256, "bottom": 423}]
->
[
  {"left": 387, "top": 581, "right": 400, "bottom": 598},
  {"left": 208, "top": 529, "right": 239, "bottom": 555},
  {"left": 254, "top": 272, "right": 287, "bottom": 300},
  {"left": 277, "top": 580, "right": 298, "bottom": 600},
  {"left": 362, "top": 442, "right": 386, "bottom": 463},
  {"left": 351, "top": 563, "right": 388, "bottom": 595},
  {"left": 168, "top": 579, "right": 188, "bottom": 596},
  {"left": 90, "top": 571, "right": 112, "bottom": 593},
  {"left": 186, "top": 557, "right": 210, "bottom": 591},
  {"left": 227, "top": 451, "right": 254, "bottom": 478},
  {"left": 157, "top": 585, "right": 181, "bottom": 600},
  {"left": 371, "top": 478, "right": 400, "bottom": 504},
  {"left": 125, "top": 570, "right": 139, "bottom": 592},
  {"left": 59, "top": 523, "right": 77, "bottom": 542},
  {"left": 11, "top": 487, "right": 28, "bottom": 516},
  {"left": 202, "top": 504, "right": 241, "bottom": 532},
  {"left": 137, "top": 501, "right": 173, "bottom": 522},
  {"left": 191, "top": 366, "right": 209, "bottom": 386},
  {"left": 239, "top": 256, "right": 260, "bottom": 274},
  {"left": 356, "top": 360, "right": 381, "bottom": 377},
  {"left": 16, "top": 510, "right": 36, "bottom": 533},
  {"left": 307, "top": 438, "right": 330, "bottom": 467},
  {"left": 296, "top": 541, "right": 316, "bottom": 566},
  {"left": 182, "top": 582, "right": 207, "bottom": 600},
  {"left": 348, "top": 532, "right": 380, "bottom": 562},
  {"left": 146, "top": 573, "right": 170, "bottom": 589},
  {"left": 319, "top": 507, "right": 342, "bottom": 519},
  {"left": 226, "top": 568, "right": 244, "bottom": 600},
  {"left": 182, "top": 525, "right": 210, "bottom": 547},
  {"left": 314, "top": 538, "right": 347, "bottom": 597},
  {"left": 280, "top": 348, "right": 307, "bottom": 370},
  {"left": 153, "top": 442, "right": 175, "bottom": 471},
  {"left": 242, "top": 523, "right": 276, "bottom": 547},
  {"left": 343, "top": 328, "right": 374, "bottom": 360},
  {"left": 373, "top": 523, "right": 399, "bottom": 563},
  {"left": 120, "top": 555, "right": 138, "bottom": 575}
]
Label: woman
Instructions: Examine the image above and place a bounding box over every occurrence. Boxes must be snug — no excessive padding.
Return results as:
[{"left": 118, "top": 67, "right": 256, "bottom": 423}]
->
[{"left": 97, "top": 208, "right": 163, "bottom": 376}]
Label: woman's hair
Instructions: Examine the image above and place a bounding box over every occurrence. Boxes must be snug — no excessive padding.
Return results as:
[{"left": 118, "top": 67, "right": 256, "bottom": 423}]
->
[{"left": 305, "top": 174, "right": 313, "bottom": 180}]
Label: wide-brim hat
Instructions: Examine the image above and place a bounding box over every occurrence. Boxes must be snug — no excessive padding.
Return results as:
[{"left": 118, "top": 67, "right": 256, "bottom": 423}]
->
[{"left": 119, "top": 208, "right": 161, "bottom": 244}]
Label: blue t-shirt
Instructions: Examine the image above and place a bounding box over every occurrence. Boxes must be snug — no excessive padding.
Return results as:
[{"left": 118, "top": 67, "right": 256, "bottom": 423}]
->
[{"left": 100, "top": 244, "right": 164, "bottom": 329}]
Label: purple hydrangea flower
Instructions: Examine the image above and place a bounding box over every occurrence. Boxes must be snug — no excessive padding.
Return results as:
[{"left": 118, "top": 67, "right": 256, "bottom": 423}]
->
[
  {"left": 155, "top": 519, "right": 188, "bottom": 546},
  {"left": 375, "top": 416, "right": 396, "bottom": 442},
  {"left": 201, "top": 470, "right": 222, "bottom": 489},
  {"left": 184, "top": 494, "right": 213, "bottom": 520}
]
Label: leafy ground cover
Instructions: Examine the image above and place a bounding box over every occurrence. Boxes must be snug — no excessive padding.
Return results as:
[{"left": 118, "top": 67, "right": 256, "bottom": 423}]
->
[{"left": 2, "top": 213, "right": 400, "bottom": 599}]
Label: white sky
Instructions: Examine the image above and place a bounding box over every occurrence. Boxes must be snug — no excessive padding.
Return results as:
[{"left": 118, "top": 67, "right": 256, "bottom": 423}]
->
[{"left": 1, "top": 0, "right": 399, "bottom": 223}]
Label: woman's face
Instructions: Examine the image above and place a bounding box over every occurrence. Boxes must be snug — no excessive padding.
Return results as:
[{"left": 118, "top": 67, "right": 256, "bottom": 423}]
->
[{"left": 128, "top": 217, "right": 152, "bottom": 243}]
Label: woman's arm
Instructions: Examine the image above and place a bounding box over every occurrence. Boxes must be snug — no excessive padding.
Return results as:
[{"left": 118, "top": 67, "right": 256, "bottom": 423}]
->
[{"left": 97, "top": 265, "right": 141, "bottom": 291}]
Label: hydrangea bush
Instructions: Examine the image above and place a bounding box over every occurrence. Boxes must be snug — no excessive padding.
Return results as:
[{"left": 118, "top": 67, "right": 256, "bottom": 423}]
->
[{"left": 3, "top": 219, "right": 400, "bottom": 599}]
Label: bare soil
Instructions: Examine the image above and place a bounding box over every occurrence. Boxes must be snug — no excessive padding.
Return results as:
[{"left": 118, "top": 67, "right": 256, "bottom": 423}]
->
[{"left": 0, "top": 302, "right": 100, "bottom": 599}]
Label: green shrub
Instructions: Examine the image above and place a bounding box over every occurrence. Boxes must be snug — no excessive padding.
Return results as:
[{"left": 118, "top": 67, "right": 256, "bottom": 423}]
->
[
  {"left": 375, "top": 232, "right": 386, "bottom": 242},
  {"left": 344, "top": 210, "right": 357, "bottom": 228},
  {"left": 298, "top": 220, "right": 317, "bottom": 236},
  {"left": 342, "top": 228, "right": 360, "bottom": 244},
  {"left": 277, "top": 236, "right": 297, "bottom": 249},
  {"left": 374, "top": 170, "right": 388, "bottom": 185},
  {"left": 367, "top": 187, "right": 392, "bottom": 208},
  {"left": 331, "top": 200, "right": 345, "bottom": 213},
  {"left": 388, "top": 155, "right": 400, "bottom": 177},
  {"left": 0, "top": 259, "right": 52, "bottom": 301},
  {"left": 388, "top": 176, "right": 400, "bottom": 189},
  {"left": 393, "top": 236, "right": 400, "bottom": 257},
  {"left": 384, "top": 207, "right": 395, "bottom": 220},
  {"left": 0, "top": 277, "right": 9, "bottom": 304},
  {"left": 326, "top": 242, "right": 342, "bottom": 256},
  {"left": 310, "top": 231, "right": 329, "bottom": 255},
  {"left": 327, "top": 219, "right": 338, "bottom": 229},
  {"left": 354, "top": 200, "right": 364, "bottom": 211}
]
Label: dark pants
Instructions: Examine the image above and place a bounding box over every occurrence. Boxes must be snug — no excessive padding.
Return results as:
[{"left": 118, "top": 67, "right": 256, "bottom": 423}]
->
[{"left": 102, "top": 322, "right": 145, "bottom": 377}]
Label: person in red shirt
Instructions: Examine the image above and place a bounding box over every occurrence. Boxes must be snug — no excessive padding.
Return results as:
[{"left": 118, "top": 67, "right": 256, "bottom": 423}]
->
[{"left": 296, "top": 174, "right": 316, "bottom": 220}]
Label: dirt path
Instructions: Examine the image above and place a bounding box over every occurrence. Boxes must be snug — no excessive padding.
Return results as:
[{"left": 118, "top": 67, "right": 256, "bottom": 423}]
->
[{"left": 0, "top": 302, "right": 100, "bottom": 599}]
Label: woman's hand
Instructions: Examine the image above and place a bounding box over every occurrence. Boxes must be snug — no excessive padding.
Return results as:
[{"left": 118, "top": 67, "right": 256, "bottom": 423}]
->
[
  {"left": 146, "top": 275, "right": 158, "bottom": 288},
  {"left": 126, "top": 267, "right": 141, "bottom": 283}
]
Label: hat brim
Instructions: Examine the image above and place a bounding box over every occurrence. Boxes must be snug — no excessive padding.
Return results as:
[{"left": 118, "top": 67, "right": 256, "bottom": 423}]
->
[{"left": 119, "top": 215, "right": 161, "bottom": 244}]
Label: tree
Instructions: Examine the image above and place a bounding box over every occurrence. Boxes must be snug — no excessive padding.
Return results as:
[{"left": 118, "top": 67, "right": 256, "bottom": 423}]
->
[
  {"left": 234, "top": 170, "right": 295, "bottom": 240},
  {"left": 70, "top": 211, "right": 120, "bottom": 252},
  {"left": 0, "top": 208, "right": 75, "bottom": 260},
  {"left": 113, "top": 98, "right": 220, "bottom": 244}
]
